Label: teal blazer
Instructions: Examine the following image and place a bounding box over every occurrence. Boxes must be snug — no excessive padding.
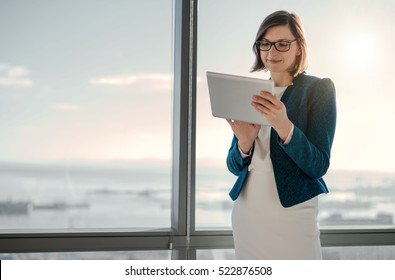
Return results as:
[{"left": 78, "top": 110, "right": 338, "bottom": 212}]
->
[{"left": 226, "top": 73, "right": 337, "bottom": 207}]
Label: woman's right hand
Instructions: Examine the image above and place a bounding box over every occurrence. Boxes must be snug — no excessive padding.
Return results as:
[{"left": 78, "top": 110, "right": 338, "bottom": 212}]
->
[{"left": 226, "top": 119, "right": 260, "bottom": 154}]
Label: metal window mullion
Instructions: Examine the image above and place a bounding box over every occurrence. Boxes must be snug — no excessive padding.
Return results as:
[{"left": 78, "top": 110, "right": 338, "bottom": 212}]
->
[
  {"left": 171, "top": 0, "right": 198, "bottom": 259},
  {"left": 187, "top": 0, "right": 198, "bottom": 244},
  {"left": 184, "top": 229, "right": 395, "bottom": 250}
]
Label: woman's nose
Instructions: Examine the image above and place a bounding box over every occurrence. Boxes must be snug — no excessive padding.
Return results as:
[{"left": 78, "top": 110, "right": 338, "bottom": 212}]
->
[{"left": 268, "top": 45, "right": 279, "bottom": 54}]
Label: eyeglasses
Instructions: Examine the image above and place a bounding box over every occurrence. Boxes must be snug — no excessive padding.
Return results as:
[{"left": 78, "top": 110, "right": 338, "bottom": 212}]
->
[{"left": 255, "top": 39, "right": 297, "bottom": 52}]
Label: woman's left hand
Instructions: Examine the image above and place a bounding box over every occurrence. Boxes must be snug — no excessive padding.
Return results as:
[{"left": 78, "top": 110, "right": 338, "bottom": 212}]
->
[{"left": 252, "top": 91, "right": 293, "bottom": 142}]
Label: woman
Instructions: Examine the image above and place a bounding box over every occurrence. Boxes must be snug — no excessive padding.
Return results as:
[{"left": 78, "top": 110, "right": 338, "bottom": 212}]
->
[{"left": 226, "top": 10, "right": 336, "bottom": 259}]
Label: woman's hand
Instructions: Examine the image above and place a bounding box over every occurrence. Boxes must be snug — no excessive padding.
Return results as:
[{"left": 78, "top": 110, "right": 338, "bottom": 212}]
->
[
  {"left": 251, "top": 91, "right": 293, "bottom": 142},
  {"left": 226, "top": 119, "right": 260, "bottom": 154}
]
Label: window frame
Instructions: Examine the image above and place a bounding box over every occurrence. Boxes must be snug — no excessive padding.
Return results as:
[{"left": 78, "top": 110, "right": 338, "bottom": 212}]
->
[{"left": 1, "top": 0, "right": 395, "bottom": 260}]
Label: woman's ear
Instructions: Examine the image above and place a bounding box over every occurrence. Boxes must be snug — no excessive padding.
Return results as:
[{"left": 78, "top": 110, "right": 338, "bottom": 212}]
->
[{"left": 297, "top": 48, "right": 302, "bottom": 56}]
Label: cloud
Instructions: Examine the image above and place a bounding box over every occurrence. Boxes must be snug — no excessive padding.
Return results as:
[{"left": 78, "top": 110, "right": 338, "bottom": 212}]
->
[
  {"left": 0, "top": 64, "right": 33, "bottom": 88},
  {"left": 0, "top": 77, "right": 33, "bottom": 88},
  {"left": 90, "top": 73, "right": 172, "bottom": 91},
  {"left": 90, "top": 75, "right": 138, "bottom": 86},
  {"left": 7, "top": 66, "right": 30, "bottom": 77}
]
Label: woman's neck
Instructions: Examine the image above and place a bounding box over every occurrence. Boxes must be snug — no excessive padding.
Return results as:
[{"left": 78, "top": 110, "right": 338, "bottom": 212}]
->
[{"left": 270, "top": 72, "right": 294, "bottom": 87}]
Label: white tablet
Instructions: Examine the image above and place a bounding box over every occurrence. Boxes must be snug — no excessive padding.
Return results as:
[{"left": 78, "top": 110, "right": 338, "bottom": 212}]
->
[{"left": 206, "top": 71, "right": 275, "bottom": 126}]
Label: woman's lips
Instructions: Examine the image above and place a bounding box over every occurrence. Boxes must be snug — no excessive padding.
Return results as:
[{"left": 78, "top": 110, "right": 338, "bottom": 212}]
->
[{"left": 267, "top": 59, "right": 282, "bottom": 64}]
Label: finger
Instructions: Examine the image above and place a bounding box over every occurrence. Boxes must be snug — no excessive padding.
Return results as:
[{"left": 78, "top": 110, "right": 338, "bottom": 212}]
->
[
  {"left": 226, "top": 119, "right": 235, "bottom": 127},
  {"left": 252, "top": 101, "right": 270, "bottom": 115},
  {"left": 227, "top": 119, "right": 246, "bottom": 127},
  {"left": 252, "top": 96, "right": 273, "bottom": 110},
  {"left": 259, "top": 91, "right": 278, "bottom": 103}
]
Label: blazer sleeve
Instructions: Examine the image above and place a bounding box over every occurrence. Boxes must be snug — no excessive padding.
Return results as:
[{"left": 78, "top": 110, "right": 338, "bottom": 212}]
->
[
  {"left": 280, "top": 78, "right": 337, "bottom": 179},
  {"left": 226, "top": 135, "right": 253, "bottom": 176}
]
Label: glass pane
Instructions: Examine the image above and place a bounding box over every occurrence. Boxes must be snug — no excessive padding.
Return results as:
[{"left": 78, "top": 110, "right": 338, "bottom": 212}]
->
[
  {"left": 196, "top": 246, "right": 395, "bottom": 260},
  {"left": 0, "top": 251, "right": 171, "bottom": 260},
  {"left": 196, "top": 0, "right": 395, "bottom": 229},
  {"left": 323, "top": 246, "right": 395, "bottom": 260},
  {"left": 0, "top": 0, "right": 173, "bottom": 231},
  {"left": 196, "top": 249, "right": 235, "bottom": 260}
]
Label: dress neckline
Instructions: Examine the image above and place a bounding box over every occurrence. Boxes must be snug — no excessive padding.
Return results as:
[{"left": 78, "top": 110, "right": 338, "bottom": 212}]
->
[{"left": 273, "top": 85, "right": 288, "bottom": 100}]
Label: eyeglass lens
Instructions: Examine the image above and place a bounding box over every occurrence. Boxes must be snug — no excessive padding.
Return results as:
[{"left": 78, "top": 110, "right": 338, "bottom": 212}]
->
[{"left": 257, "top": 40, "right": 293, "bottom": 52}]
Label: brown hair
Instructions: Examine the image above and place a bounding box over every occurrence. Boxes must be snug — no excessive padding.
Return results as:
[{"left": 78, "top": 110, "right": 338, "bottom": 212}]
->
[{"left": 251, "top": 10, "right": 308, "bottom": 77}]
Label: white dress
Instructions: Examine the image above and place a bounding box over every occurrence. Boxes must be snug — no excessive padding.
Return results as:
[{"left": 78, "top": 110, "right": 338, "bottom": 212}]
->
[{"left": 231, "top": 86, "right": 322, "bottom": 260}]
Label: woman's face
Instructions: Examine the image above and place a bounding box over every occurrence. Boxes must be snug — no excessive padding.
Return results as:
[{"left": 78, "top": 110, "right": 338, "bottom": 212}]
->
[{"left": 260, "top": 25, "right": 301, "bottom": 75}]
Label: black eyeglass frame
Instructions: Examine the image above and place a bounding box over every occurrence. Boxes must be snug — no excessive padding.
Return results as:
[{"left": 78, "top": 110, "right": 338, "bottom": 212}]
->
[{"left": 255, "top": 39, "right": 298, "bottom": 52}]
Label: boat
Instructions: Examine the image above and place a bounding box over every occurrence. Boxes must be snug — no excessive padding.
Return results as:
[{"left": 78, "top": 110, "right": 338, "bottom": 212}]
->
[
  {"left": 0, "top": 201, "right": 32, "bottom": 215},
  {"left": 33, "top": 202, "right": 90, "bottom": 211}
]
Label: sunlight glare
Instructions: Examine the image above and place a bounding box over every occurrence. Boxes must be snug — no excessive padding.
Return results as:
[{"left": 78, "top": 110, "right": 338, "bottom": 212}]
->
[{"left": 342, "top": 30, "right": 380, "bottom": 70}]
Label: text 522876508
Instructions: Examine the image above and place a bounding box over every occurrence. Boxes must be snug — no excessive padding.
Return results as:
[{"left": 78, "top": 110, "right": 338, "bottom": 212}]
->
[{"left": 218, "top": 266, "right": 273, "bottom": 276}]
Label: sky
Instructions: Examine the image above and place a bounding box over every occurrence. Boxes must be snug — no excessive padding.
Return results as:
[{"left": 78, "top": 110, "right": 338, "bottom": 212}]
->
[
  {"left": 1, "top": 0, "right": 395, "bottom": 173},
  {"left": 196, "top": 0, "right": 395, "bottom": 172},
  {"left": 0, "top": 0, "right": 173, "bottom": 162}
]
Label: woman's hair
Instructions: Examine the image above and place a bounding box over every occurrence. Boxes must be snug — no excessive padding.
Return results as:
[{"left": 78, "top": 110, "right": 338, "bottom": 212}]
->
[{"left": 251, "top": 10, "right": 308, "bottom": 77}]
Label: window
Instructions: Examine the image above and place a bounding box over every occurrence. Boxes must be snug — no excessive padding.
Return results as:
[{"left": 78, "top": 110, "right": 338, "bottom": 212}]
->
[
  {"left": 196, "top": 247, "right": 395, "bottom": 260},
  {"left": 0, "top": 0, "right": 173, "bottom": 231},
  {"left": 196, "top": 0, "right": 395, "bottom": 229},
  {"left": 197, "top": 249, "right": 236, "bottom": 260},
  {"left": 1, "top": 0, "right": 395, "bottom": 260},
  {"left": 0, "top": 251, "right": 171, "bottom": 260},
  {"left": 322, "top": 246, "right": 395, "bottom": 260}
]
